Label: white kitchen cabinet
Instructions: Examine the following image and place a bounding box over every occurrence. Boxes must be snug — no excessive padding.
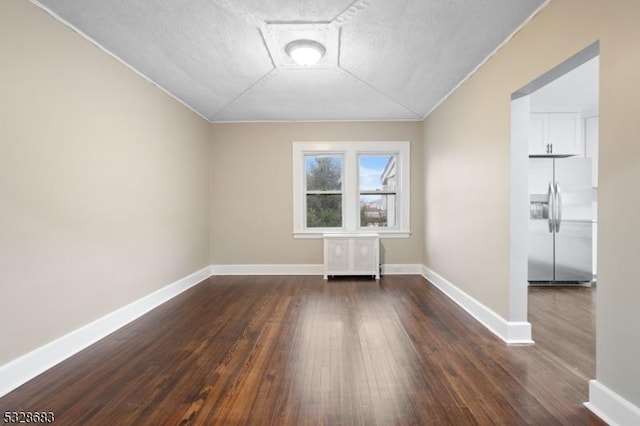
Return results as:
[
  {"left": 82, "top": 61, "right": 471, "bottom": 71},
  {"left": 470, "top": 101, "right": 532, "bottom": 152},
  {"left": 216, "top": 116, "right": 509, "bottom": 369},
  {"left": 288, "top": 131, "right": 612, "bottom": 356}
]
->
[
  {"left": 529, "top": 113, "right": 547, "bottom": 155},
  {"left": 529, "top": 113, "right": 582, "bottom": 156},
  {"left": 584, "top": 116, "right": 599, "bottom": 187},
  {"left": 323, "top": 234, "right": 380, "bottom": 280}
]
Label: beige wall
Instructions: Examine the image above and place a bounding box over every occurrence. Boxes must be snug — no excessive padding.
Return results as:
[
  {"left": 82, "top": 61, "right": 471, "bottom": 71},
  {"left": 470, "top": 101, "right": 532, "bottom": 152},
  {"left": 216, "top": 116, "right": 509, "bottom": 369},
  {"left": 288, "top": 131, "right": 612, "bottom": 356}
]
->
[
  {"left": 424, "top": 0, "right": 640, "bottom": 408},
  {"left": 0, "top": 1, "right": 210, "bottom": 365},
  {"left": 209, "top": 122, "right": 424, "bottom": 265}
]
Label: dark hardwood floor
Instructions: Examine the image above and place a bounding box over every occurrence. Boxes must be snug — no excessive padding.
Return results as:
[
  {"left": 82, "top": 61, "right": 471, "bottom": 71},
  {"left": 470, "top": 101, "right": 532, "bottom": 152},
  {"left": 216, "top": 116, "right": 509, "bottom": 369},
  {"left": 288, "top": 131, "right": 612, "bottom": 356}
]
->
[{"left": 0, "top": 276, "right": 605, "bottom": 425}]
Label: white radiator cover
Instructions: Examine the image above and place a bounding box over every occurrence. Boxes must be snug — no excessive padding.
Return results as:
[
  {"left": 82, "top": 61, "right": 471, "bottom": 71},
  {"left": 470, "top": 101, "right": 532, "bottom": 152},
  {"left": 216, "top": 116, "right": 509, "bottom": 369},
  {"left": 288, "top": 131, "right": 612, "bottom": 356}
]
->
[{"left": 323, "top": 234, "right": 380, "bottom": 279}]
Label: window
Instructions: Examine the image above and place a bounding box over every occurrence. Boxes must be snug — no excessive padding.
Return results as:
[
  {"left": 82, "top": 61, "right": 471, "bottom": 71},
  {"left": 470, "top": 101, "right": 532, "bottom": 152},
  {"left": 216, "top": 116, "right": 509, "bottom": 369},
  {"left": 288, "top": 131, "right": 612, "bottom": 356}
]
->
[
  {"left": 359, "top": 154, "right": 397, "bottom": 228},
  {"left": 305, "top": 154, "right": 343, "bottom": 228},
  {"left": 293, "top": 141, "right": 410, "bottom": 238}
]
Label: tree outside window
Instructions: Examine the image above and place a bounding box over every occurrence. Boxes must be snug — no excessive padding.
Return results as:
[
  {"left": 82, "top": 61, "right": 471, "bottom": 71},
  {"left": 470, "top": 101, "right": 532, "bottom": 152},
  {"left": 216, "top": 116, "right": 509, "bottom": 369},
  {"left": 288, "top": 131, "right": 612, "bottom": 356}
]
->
[{"left": 305, "top": 155, "right": 343, "bottom": 228}]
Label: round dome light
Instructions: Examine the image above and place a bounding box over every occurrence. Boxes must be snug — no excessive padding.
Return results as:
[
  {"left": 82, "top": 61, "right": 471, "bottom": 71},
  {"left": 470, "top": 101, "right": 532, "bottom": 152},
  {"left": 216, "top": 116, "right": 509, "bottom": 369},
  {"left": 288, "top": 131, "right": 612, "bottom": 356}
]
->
[{"left": 285, "top": 40, "right": 326, "bottom": 67}]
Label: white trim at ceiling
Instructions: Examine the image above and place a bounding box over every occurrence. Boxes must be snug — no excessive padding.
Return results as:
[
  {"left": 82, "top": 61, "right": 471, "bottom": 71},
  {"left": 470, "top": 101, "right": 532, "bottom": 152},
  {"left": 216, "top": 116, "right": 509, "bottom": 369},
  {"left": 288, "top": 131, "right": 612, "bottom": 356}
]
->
[
  {"left": 422, "top": 0, "right": 553, "bottom": 120},
  {"left": 211, "top": 117, "right": 423, "bottom": 124},
  {"left": 29, "top": 0, "right": 419, "bottom": 124},
  {"left": 29, "top": 0, "right": 211, "bottom": 123},
  {"left": 29, "top": 0, "right": 550, "bottom": 125}
]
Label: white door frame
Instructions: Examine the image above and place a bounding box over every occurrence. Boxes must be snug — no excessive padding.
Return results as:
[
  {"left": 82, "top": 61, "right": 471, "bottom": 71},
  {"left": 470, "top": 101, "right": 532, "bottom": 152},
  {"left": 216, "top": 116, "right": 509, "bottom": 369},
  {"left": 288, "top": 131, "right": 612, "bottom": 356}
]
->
[{"left": 509, "top": 41, "right": 600, "bottom": 339}]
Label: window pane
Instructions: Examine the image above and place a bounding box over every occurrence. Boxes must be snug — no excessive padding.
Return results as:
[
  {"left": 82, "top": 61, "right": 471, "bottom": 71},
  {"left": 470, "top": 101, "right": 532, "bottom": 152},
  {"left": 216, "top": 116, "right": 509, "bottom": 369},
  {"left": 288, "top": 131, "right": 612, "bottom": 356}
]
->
[
  {"left": 359, "top": 155, "right": 396, "bottom": 191},
  {"left": 307, "top": 194, "right": 342, "bottom": 228},
  {"left": 360, "top": 194, "right": 396, "bottom": 227},
  {"left": 305, "top": 155, "right": 342, "bottom": 191}
]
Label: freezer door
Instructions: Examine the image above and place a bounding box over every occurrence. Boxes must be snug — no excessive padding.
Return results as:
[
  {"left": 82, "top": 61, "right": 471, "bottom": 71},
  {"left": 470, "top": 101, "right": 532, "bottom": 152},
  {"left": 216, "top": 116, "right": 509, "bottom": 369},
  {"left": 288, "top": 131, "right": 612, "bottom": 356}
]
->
[{"left": 554, "top": 221, "right": 593, "bottom": 282}]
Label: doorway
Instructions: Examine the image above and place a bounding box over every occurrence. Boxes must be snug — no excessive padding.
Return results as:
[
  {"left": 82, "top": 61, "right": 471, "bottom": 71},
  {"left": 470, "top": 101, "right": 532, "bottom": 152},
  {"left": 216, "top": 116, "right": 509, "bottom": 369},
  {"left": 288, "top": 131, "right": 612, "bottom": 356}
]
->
[{"left": 509, "top": 41, "right": 600, "bottom": 339}]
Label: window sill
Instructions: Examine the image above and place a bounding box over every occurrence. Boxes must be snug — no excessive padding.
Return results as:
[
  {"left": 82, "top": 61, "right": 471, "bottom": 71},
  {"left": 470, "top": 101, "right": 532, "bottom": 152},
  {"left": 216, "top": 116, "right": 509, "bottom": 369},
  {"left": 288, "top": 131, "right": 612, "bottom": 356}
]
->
[{"left": 293, "top": 231, "right": 411, "bottom": 239}]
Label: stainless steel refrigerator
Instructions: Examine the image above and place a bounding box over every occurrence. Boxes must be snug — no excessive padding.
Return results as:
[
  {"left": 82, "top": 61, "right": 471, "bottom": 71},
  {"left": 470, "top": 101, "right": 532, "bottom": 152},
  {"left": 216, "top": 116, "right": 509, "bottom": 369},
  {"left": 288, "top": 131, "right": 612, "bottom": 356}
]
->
[{"left": 528, "top": 156, "right": 593, "bottom": 284}]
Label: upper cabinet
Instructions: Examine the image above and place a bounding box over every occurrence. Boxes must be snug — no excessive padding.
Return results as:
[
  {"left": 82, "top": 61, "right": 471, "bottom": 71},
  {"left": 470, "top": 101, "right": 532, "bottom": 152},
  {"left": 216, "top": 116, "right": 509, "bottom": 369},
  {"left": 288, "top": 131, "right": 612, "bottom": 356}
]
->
[{"left": 529, "top": 112, "right": 582, "bottom": 156}]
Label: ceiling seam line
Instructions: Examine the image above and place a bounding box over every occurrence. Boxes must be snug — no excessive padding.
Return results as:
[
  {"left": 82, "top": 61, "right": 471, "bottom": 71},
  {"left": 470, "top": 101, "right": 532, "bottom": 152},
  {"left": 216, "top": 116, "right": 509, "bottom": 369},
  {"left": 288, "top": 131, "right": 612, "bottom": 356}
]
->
[
  {"left": 209, "top": 69, "right": 277, "bottom": 121},
  {"left": 339, "top": 67, "right": 422, "bottom": 119},
  {"left": 337, "top": 27, "right": 342, "bottom": 68},
  {"left": 258, "top": 27, "right": 277, "bottom": 69}
]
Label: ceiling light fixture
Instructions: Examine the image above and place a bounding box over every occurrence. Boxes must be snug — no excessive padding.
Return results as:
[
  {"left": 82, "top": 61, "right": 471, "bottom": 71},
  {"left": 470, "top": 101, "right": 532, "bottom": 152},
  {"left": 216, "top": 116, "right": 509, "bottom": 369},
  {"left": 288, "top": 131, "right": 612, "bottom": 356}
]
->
[{"left": 285, "top": 40, "right": 326, "bottom": 67}]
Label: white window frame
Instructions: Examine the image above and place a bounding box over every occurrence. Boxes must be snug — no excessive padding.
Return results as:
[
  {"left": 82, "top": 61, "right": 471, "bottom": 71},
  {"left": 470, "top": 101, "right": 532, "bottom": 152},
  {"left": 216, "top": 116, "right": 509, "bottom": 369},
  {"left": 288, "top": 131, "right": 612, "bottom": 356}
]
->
[
  {"left": 293, "top": 141, "right": 410, "bottom": 238},
  {"left": 302, "top": 152, "right": 345, "bottom": 232}
]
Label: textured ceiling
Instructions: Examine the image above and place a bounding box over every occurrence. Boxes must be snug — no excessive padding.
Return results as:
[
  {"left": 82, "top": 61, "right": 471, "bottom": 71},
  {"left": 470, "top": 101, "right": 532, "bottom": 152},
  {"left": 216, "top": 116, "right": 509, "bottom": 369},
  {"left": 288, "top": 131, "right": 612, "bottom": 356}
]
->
[{"left": 35, "top": 0, "right": 546, "bottom": 122}]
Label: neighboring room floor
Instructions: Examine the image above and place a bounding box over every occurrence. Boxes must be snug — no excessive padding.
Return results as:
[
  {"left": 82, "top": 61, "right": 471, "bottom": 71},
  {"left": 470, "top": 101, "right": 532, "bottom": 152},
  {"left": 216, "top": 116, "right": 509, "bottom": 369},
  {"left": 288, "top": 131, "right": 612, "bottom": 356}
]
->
[
  {"left": 527, "top": 285, "right": 597, "bottom": 390},
  {"left": 0, "top": 276, "right": 604, "bottom": 425}
]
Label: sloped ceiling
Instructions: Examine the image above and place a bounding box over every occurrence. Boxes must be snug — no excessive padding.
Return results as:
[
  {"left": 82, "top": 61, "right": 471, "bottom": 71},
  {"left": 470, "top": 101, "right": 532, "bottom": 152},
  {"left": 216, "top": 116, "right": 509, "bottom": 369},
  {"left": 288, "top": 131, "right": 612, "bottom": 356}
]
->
[{"left": 34, "top": 0, "right": 546, "bottom": 122}]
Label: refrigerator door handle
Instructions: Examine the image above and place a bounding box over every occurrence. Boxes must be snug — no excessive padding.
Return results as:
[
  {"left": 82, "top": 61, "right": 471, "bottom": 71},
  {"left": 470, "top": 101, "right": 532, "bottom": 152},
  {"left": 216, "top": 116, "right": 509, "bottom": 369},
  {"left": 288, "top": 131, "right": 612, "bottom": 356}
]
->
[
  {"left": 547, "top": 182, "right": 555, "bottom": 233},
  {"left": 555, "top": 182, "right": 562, "bottom": 232}
]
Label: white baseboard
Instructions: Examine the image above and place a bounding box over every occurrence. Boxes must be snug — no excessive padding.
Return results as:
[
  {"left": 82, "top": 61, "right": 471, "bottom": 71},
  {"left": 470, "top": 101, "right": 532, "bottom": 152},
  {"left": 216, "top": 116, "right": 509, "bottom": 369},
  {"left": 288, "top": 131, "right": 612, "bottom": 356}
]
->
[
  {"left": 2, "top": 264, "right": 535, "bottom": 399},
  {"left": 210, "top": 264, "right": 424, "bottom": 276},
  {"left": 0, "top": 265, "right": 213, "bottom": 399},
  {"left": 381, "top": 264, "right": 423, "bottom": 275},
  {"left": 585, "top": 380, "right": 640, "bottom": 426},
  {"left": 210, "top": 264, "right": 323, "bottom": 275},
  {"left": 421, "top": 266, "right": 533, "bottom": 344}
]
